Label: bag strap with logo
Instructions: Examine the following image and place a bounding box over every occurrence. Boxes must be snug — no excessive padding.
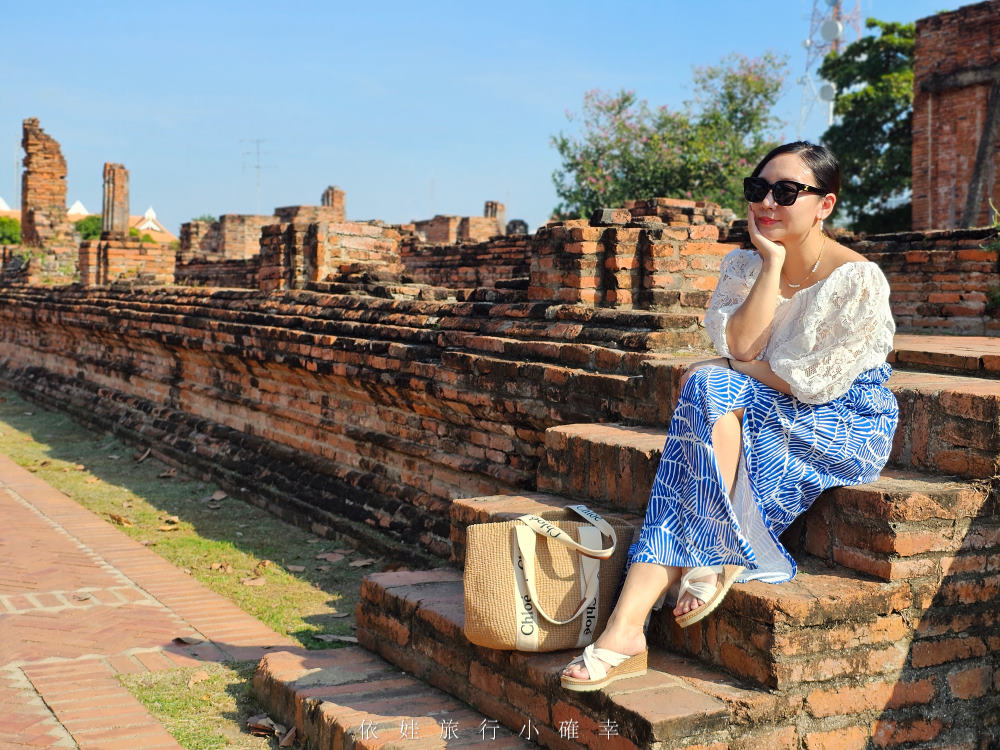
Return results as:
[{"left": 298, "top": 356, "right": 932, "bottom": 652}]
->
[
  {"left": 516, "top": 505, "right": 619, "bottom": 559},
  {"left": 509, "top": 506, "right": 617, "bottom": 650}
]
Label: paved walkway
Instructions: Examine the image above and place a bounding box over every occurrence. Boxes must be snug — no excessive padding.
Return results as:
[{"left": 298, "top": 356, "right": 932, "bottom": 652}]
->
[{"left": 0, "top": 452, "right": 296, "bottom": 749}]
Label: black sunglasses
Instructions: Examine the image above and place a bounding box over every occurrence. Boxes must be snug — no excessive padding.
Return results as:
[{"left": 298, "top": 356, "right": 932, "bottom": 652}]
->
[{"left": 743, "top": 177, "right": 826, "bottom": 206}]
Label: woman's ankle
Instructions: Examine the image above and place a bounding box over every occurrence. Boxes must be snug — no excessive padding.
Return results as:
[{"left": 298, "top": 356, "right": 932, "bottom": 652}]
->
[{"left": 596, "top": 622, "right": 646, "bottom": 653}]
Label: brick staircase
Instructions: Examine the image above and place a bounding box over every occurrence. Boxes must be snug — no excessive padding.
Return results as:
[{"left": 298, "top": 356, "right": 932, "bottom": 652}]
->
[
  {"left": 6, "top": 272, "right": 993, "bottom": 744},
  {"left": 325, "top": 334, "right": 999, "bottom": 749}
]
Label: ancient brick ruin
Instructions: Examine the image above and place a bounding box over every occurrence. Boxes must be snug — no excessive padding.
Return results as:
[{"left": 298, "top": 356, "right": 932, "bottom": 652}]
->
[
  {"left": 320, "top": 185, "right": 346, "bottom": 219},
  {"left": 912, "top": 0, "right": 1000, "bottom": 230},
  {"left": 100, "top": 162, "right": 130, "bottom": 239},
  {"left": 19, "top": 118, "right": 73, "bottom": 248},
  {"left": 413, "top": 201, "right": 508, "bottom": 244},
  {"left": 3, "top": 190, "right": 1000, "bottom": 742},
  {"left": 2, "top": 3, "right": 1000, "bottom": 744}
]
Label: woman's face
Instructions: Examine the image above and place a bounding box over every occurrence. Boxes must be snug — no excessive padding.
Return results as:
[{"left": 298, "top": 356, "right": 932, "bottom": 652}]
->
[{"left": 749, "top": 152, "right": 831, "bottom": 243}]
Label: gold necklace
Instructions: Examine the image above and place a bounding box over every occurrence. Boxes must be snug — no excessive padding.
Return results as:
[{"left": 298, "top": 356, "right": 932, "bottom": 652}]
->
[{"left": 783, "top": 236, "right": 826, "bottom": 289}]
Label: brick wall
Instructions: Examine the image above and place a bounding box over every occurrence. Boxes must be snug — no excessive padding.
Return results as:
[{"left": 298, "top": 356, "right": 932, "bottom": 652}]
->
[
  {"left": 912, "top": 0, "right": 1000, "bottom": 230},
  {"left": 257, "top": 220, "right": 404, "bottom": 292},
  {"left": 274, "top": 205, "right": 346, "bottom": 224},
  {"left": 0, "top": 284, "right": 683, "bottom": 557},
  {"left": 20, "top": 118, "right": 73, "bottom": 247},
  {"left": 178, "top": 214, "right": 278, "bottom": 263},
  {"left": 178, "top": 220, "right": 217, "bottom": 260},
  {"left": 174, "top": 257, "right": 260, "bottom": 288},
  {"left": 1, "top": 244, "right": 77, "bottom": 285},
  {"left": 413, "top": 204, "right": 504, "bottom": 245},
  {"left": 527, "top": 199, "right": 741, "bottom": 313},
  {"left": 400, "top": 235, "right": 531, "bottom": 289},
  {"left": 414, "top": 215, "right": 462, "bottom": 244},
  {"left": 847, "top": 226, "right": 999, "bottom": 334},
  {"left": 457, "top": 216, "right": 501, "bottom": 243},
  {"left": 79, "top": 238, "right": 176, "bottom": 286}
]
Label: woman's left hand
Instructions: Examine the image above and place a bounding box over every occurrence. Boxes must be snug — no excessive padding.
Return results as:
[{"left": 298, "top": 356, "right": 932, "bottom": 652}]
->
[{"left": 678, "top": 357, "right": 731, "bottom": 391}]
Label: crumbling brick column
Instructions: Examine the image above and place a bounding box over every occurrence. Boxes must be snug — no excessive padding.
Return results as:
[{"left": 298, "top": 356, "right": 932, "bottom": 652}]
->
[
  {"left": 20, "top": 118, "right": 72, "bottom": 247},
  {"left": 101, "top": 163, "right": 130, "bottom": 239},
  {"left": 484, "top": 200, "right": 506, "bottom": 236},
  {"left": 320, "top": 186, "right": 346, "bottom": 221}
]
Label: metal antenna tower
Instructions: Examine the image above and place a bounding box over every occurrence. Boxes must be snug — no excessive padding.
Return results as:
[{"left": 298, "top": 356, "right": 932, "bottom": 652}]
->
[
  {"left": 240, "top": 139, "right": 274, "bottom": 215},
  {"left": 797, "top": 0, "right": 863, "bottom": 138}
]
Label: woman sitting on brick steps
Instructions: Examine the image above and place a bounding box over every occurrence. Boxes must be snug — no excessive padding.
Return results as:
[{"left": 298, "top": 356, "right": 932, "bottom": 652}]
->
[{"left": 562, "top": 141, "right": 899, "bottom": 692}]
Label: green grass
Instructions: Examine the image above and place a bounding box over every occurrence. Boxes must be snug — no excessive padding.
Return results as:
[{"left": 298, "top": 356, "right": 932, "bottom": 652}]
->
[
  {"left": 0, "top": 386, "right": 422, "bottom": 749},
  {"left": 120, "top": 661, "right": 276, "bottom": 750},
  {"left": 0, "top": 386, "right": 392, "bottom": 647}
]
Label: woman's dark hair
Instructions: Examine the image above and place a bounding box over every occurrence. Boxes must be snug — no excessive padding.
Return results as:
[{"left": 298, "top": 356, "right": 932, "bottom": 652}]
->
[{"left": 750, "top": 141, "right": 841, "bottom": 197}]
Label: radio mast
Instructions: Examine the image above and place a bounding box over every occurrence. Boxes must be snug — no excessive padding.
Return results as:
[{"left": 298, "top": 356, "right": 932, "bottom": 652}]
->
[{"left": 797, "top": 0, "right": 863, "bottom": 138}]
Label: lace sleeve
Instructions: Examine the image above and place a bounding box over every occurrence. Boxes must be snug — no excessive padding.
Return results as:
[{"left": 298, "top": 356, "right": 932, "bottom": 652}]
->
[
  {"left": 703, "top": 249, "right": 762, "bottom": 358},
  {"left": 769, "top": 263, "right": 895, "bottom": 404}
]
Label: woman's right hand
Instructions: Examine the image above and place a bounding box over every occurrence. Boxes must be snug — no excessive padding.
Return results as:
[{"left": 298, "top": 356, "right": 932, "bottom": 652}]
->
[{"left": 747, "top": 209, "right": 785, "bottom": 269}]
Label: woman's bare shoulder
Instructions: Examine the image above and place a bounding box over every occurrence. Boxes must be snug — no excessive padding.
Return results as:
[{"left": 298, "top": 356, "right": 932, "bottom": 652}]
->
[{"left": 826, "top": 241, "right": 868, "bottom": 269}]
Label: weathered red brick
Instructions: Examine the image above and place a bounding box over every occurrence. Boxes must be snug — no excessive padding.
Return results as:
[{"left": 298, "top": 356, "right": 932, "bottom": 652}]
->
[
  {"left": 803, "top": 725, "right": 870, "bottom": 750},
  {"left": 947, "top": 664, "right": 991, "bottom": 699},
  {"left": 871, "top": 718, "right": 943, "bottom": 747},
  {"left": 910, "top": 636, "right": 988, "bottom": 668}
]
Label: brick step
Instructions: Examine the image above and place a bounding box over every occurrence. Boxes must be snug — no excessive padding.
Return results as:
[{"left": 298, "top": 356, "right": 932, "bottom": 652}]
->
[
  {"left": 439, "top": 331, "right": 704, "bottom": 371},
  {"left": 555, "top": 359, "right": 1000, "bottom": 480},
  {"left": 253, "top": 646, "right": 534, "bottom": 750},
  {"left": 444, "top": 493, "right": 911, "bottom": 692},
  {"left": 6, "top": 285, "right": 705, "bottom": 358},
  {"left": 356, "top": 569, "right": 802, "bottom": 750},
  {"left": 306, "top": 278, "right": 459, "bottom": 301},
  {"left": 890, "top": 334, "right": 1000, "bottom": 378},
  {"left": 652, "top": 556, "right": 910, "bottom": 691},
  {"left": 438, "top": 312, "right": 702, "bottom": 340},
  {"left": 537, "top": 423, "right": 994, "bottom": 581}
]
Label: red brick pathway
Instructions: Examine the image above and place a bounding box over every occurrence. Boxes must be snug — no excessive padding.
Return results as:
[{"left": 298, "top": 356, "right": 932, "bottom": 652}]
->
[{"left": 0, "top": 452, "right": 296, "bottom": 749}]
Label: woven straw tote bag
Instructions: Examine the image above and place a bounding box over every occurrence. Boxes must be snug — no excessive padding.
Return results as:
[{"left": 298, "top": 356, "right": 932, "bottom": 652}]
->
[{"left": 463, "top": 505, "right": 635, "bottom": 652}]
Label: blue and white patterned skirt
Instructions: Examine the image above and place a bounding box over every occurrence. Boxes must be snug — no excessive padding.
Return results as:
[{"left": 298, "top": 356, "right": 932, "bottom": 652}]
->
[{"left": 627, "top": 363, "right": 898, "bottom": 584}]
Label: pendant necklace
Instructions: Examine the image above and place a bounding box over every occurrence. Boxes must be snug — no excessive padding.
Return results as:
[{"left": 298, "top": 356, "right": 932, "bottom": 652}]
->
[{"left": 783, "top": 236, "right": 826, "bottom": 289}]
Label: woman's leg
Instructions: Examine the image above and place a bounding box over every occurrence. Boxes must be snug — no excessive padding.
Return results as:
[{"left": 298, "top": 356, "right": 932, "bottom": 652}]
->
[
  {"left": 673, "top": 408, "right": 744, "bottom": 617},
  {"left": 563, "top": 562, "right": 679, "bottom": 679}
]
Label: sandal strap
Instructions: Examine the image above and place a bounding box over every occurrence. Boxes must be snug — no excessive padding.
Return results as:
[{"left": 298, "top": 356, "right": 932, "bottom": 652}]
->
[
  {"left": 580, "top": 644, "right": 630, "bottom": 680},
  {"left": 678, "top": 565, "right": 724, "bottom": 604}
]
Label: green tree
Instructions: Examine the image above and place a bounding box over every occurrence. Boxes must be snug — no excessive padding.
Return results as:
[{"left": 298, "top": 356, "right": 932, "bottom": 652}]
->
[
  {"left": 74, "top": 215, "right": 102, "bottom": 240},
  {"left": 819, "top": 18, "right": 914, "bottom": 233},
  {"left": 191, "top": 214, "right": 217, "bottom": 223},
  {"left": 0, "top": 216, "right": 20, "bottom": 245},
  {"left": 551, "top": 52, "right": 787, "bottom": 218}
]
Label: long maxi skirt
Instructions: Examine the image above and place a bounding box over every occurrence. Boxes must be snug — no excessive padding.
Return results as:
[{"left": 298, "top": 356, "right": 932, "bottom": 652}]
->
[{"left": 627, "top": 363, "right": 898, "bottom": 584}]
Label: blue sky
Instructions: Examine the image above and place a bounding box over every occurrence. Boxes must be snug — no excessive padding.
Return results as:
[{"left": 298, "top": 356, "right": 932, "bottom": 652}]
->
[{"left": 2, "top": 1, "right": 967, "bottom": 234}]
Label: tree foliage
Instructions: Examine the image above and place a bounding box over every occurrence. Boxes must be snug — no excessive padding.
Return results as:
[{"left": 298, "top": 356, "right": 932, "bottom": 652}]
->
[
  {"left": 75, "top": 215, "right": 102, "bottom": 240},
  {"left": 0, "top": 216, "right": 20, "bottom": 245},
  {"left": 192, "top": 214, "right": 218, "bottom": 223},
  {"left": 819, "top": 18, "right": 914, "bottom": 233},
  {"left": 551, "top": 53, "right": 787, "bottom": 219}
]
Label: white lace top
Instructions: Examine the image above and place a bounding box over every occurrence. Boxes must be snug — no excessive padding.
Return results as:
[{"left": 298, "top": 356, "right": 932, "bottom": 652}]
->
[{"left": 703, "top": 248, "right": 895, "bottom": 405}]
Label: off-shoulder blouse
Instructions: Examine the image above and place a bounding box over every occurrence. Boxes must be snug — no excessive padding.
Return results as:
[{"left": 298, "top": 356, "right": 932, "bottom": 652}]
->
[{"left": 702, "top": 248, "right": 895, "bottom": 404}]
